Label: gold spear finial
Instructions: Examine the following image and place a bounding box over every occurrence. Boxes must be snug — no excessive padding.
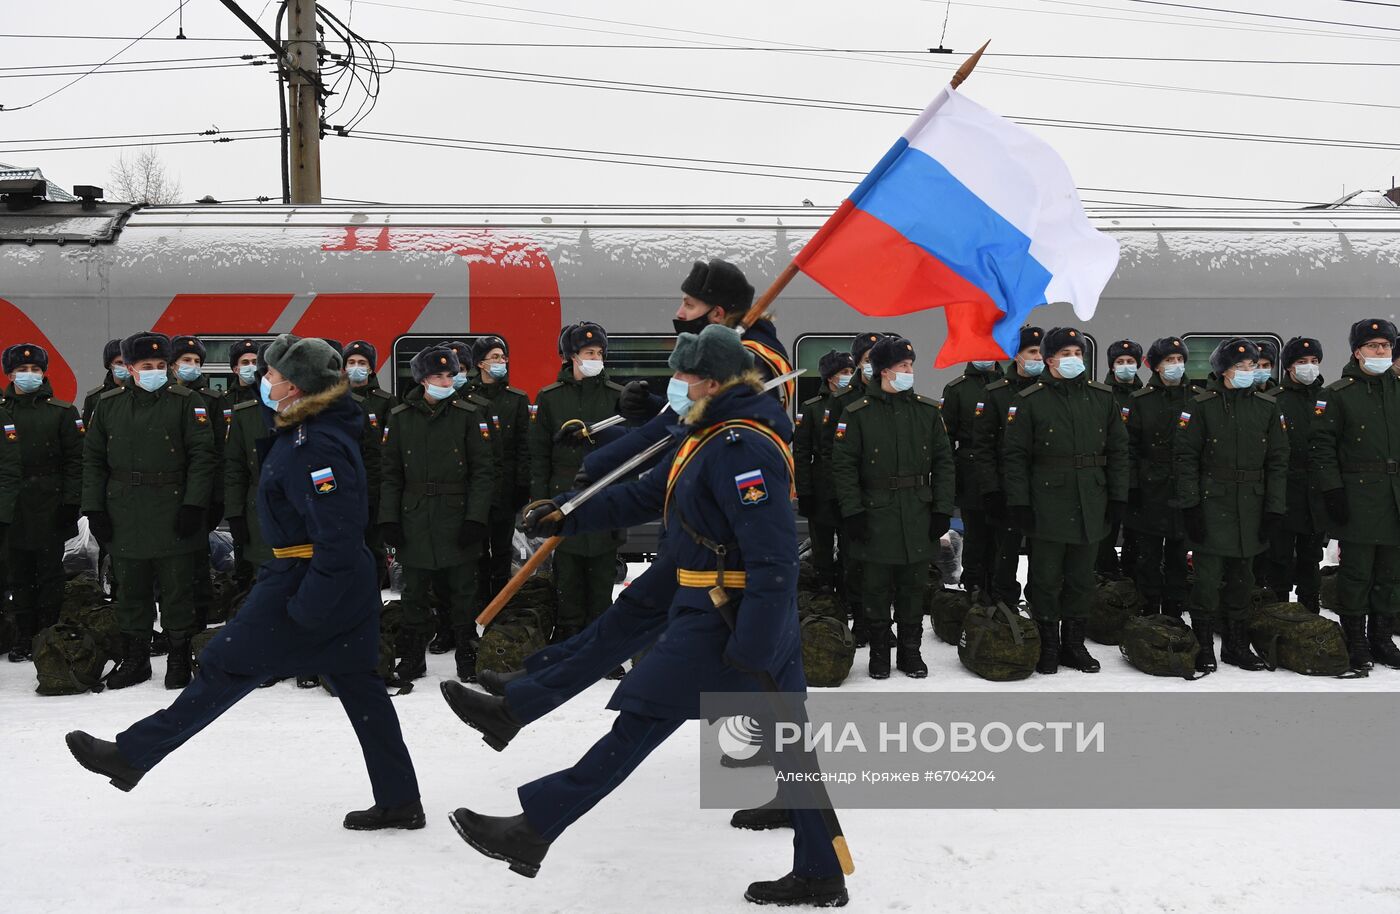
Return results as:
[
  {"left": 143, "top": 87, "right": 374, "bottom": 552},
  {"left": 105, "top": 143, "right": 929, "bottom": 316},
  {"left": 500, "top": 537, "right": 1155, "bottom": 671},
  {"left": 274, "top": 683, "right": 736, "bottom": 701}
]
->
[{"left": 950, "top": 40, "right": 990, "bottom": 90}]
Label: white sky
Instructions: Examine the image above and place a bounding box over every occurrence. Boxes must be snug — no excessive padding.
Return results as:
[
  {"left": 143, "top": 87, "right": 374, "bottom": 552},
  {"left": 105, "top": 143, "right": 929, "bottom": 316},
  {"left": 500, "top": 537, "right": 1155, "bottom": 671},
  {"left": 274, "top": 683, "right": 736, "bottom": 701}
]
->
[{"left": 3, "top": 0, "right": 1398, "bottom": 207}]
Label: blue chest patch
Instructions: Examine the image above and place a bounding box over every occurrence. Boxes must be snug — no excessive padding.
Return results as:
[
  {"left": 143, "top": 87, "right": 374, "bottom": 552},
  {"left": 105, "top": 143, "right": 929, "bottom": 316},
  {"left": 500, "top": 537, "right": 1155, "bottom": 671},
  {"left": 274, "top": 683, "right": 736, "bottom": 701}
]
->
[
  {"left": 310, "top": 466, "right": 336, "bottom": 494},
  {"left": 734, "top": 469, "right": 768, "bottom": 506}
]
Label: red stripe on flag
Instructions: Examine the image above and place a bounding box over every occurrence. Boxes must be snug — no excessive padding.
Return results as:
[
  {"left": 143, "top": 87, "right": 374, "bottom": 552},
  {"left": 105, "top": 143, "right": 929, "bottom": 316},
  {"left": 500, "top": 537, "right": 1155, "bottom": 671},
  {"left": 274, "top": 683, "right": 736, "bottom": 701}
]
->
[{"left": 796, "top": 206, "right": 1008, "bottom": 367}]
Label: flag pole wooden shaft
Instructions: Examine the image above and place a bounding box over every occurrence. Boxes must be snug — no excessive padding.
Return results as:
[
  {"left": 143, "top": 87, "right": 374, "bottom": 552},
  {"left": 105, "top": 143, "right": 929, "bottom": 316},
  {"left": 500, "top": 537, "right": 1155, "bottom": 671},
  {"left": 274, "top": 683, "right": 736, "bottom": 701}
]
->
[{"left": 476, "top": 535, "right": 561, "bottom": 626}]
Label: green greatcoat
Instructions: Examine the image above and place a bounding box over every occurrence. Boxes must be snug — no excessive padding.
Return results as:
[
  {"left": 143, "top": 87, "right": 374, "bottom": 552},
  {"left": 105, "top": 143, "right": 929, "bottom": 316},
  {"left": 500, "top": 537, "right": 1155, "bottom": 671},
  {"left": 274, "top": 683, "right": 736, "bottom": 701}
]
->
[
  {"left": 80, "top": 383, "right": 217, "bottom": 559},
  {"left": 794, "top": 385, "right": 860, "bottom": 527},
  {"left": 1108, "top": 374, "right": 1144, "bottom": 412},
  {"left": 1309, "top": 361, "right": 1400, "bottom": 546},
  {"left": 351, "top": 375, "right": 398, "bottom": 428},
  {"left": 529, "top": 367, "right": 624, "bottom": 558},
  {"left": 176, "top": 375, "right": 225, "bottom": 521},
  {"left": 3, "top": 380, "right": 82, "bottom": 546},
  {"left": 1002, "top": 374, "right": 1130, "bottom": 545},
  {"left": 466, "top": 376, "right": 532, "bottom": 519},
  {"left": 972, "top": 372, "right": 1040, "bottom": 498},
  {"left": 1123, "top": 374, "right": 1203, "bottom": 539},
  {"left": 1273, "top": 373, "right": 1327, "bottom": 534},
  {"left": 1173, "top": 376, "right": 1288, "bottom": 558},
  {"left": 223, "top": 400, "right": 274, "bottom": 567},
  {"left": 941, "top": 364, "right": 1003, "bottom": 509},
  {"left": 380, "top": 386, "right": 496, "bottom": 570},
  {"left": 81, "top": 372, "right": 122, "bottom": 426},
  {"left": 830, "top": 385, "right": 956, "bottom": 566}
]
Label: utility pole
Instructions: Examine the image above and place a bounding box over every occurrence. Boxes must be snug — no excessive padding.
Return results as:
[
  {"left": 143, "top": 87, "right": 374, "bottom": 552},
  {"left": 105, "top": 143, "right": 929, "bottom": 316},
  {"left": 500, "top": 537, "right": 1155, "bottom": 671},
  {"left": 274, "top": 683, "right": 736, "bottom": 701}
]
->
[{"left": 285, "top": 0, "right": 322, "bottom": 204}]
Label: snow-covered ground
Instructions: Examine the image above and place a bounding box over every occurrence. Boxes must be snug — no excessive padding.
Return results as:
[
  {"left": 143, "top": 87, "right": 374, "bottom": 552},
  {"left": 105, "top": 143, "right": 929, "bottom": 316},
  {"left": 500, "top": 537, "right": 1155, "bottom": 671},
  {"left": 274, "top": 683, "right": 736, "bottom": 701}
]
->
[{"left": 4, "top": 561, "right": 1400, "bottom": 913}]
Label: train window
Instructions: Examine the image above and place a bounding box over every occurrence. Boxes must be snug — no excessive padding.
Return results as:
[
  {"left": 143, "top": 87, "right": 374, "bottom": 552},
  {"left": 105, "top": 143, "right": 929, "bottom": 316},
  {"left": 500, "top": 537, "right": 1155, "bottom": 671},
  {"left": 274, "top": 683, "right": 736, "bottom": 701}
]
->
[
  {"left": 793, "top": 334, "right": 856, "bottom": 406},
  {"left": 391, "top": 334, "right": 496, "bottom": 397},
  {"left": 603, "top": 335, "right": 677, "bottom": 389},
  {"left": 1181, "top": 333, "right": 1282, "bottom": 382},
  {"left": 197, "top": 335, "right": 277, "bottom": 395}
]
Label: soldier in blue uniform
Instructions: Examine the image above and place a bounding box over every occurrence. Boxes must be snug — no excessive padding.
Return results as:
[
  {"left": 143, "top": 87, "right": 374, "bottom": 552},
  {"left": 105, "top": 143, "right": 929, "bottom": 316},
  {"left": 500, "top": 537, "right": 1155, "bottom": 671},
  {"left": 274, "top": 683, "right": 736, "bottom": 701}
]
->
[
  {"left": 65, "top": 334, "right": 423, "bottom": 832},
  {"left": 442, "top": 325, "right": 846, "bottom": 907}
]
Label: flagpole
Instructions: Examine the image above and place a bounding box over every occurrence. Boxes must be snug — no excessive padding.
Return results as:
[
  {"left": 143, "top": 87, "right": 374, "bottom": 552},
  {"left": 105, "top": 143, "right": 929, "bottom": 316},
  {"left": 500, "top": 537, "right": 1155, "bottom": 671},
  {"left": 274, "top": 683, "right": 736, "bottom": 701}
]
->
[{"left": 739, "top": 40, "right": 990, "bottom": 330}]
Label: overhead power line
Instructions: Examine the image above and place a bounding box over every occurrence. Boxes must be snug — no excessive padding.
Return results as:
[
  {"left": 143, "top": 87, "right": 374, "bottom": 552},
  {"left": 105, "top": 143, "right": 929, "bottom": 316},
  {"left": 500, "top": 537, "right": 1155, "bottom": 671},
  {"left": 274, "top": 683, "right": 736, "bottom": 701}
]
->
[
  {"left": 0, "top": 61, "right": 264, "bottom": 81},
  {"left": 0, "top": 132, "right": 280, "bottom": 156},
  {"left": 1123, "top": 0, "right": 1400, "bottom": 32}
]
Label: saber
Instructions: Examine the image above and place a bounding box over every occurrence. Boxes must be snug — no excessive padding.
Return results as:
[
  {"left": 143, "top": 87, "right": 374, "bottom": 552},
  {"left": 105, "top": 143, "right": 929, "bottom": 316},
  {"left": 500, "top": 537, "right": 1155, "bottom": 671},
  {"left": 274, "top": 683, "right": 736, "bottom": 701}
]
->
[{"left": 476, "top": 368, "right": 804, "bottom": 626}]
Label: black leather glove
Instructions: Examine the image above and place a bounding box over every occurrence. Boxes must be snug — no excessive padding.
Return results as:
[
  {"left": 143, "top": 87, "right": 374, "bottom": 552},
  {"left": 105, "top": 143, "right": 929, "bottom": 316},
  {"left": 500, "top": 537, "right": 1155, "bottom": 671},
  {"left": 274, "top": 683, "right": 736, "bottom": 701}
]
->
[
  {"left": 1259, "top": 512, "right": 1284, "bottom": 541},
  {"left": 206, "top": 502, "right": 224, "bottom": 532},
  {"left": 930, "top": 512, "right": 951, "bottom": 540},
  {"left": 175, "top": 504, "right": 205, "bottom": 538},
  {"left": 380, "top": 522, "right": 405, "bottom": 548},
  {"left": 1128, "top": 487, "right": 1142, "bottom": 507},
  {"left": 56, "top": 504, "right": 80, "bottom": 530},
  {"left": 553, "top": 418, "right": 589, "bottom": 446},
  {"left": 797, "top": 497, "right": 812, "bottom": 518},
  {"left": 227, "top": 515, "right": 250, "bottom": 547},
  {"left": 521, "top": 499, "right": 565, "bottom": 538},
  {"left": 570, "top": 467, "right": 593, "bottom": 489},
  {"left": 86, "top": 511, "right": 114, "bottom": 544},
  {"left": 1107, "top": 500, "right": 1127, "bottom": 525},
  {"left": 1183, "top": 505, "right": 1207, "bottom": 544},
  {"left": 459, "top": 519, "right": 487, "bottom": 547},
  {"left": 983, "top": 491, "right": 1007, "bottom": 523},
  {"left": 1010, "top": 505, "right": 1036, "bottom": 535},
  {"left": 842, "top": 512, "right": 868, "bottom": 543},
  {"left": 1323, "top": 489, "right": 1350, "bottom": 526},
  {"left": 618, "top": 380, "right": 654, "bottom": 421}
]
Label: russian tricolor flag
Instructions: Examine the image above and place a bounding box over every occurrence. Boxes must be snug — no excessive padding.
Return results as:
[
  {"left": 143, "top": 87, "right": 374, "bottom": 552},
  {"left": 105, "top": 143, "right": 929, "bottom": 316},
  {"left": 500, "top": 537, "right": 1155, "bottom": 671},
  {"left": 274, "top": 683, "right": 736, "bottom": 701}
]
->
[{"left": 795, "top": 86, "right": 1120, "bottom": 367}]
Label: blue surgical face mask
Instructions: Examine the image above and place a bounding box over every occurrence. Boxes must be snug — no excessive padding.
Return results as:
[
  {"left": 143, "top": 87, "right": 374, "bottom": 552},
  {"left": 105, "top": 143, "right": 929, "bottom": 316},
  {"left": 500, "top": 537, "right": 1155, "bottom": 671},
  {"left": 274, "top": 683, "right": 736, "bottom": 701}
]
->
[
  {"left": 260, "top": 375, "right": 281, "bottom": 410},
  {"left": 12, "top": 370, "right": 42, "bottom": 393},
  {"left": 425, "top": 382, "right": 455, "bottom": 401},
  {"left": 136, "top": 369, "right": 168, "bottom": 393},
  {"left": 1230, "top": 369, "right": 1256, "bottom": 389},
  {"left": 176, "top": 363, "right": 201, "bottom": 382},
  {"left": 1022, "top": 359, "right": 1044, "bottom": 377},
  {"left": 891, "top": 371, "right": 915, "bottom": 392},
  {"left": 1292, "top": 363, "right": 1321, "bottom": 385},
  {"left": 861, "top": 362, "right": 873, "bottom": 380},
  {"left": 346, "top": 365, "right": 370, "bottom": 385},
  {"left": 971, "top": 360, "right": 997, "bottom": 371},
  {"left": 834, "top": 373, "right": 852, "bottom": 389},
  {"left": 487, "top": 362, "right": 509, "bottom": 380},
  {"left": 238, "top": 364, "right": 257, "bottom": 384},
  {"left": 1056, "top": 356, "right": 1086, "bottom": 379},
  {"left": 1363, "top": 357, "right": 1392, "bottom": 375},
  {"left": 1113, "top": 363, "right": 1138, "bottom": 381},
  {"left": 1160, "top": 362, "right": 1186, "bottom": 382},
  {"left": 452, "top": 371, "right": 470, "bottom": 389},
  {"left": 667, "top": 376, "right": 698, "bottom": 416},
  {"left": 577, "top": 358, "right": 604, "bottom": 378},
  {"left": 112, "top": 364, "right": 131, "bottom": 382},
  {"left": 1254, "top": 368, "right": 1272, "bottom": 385}
]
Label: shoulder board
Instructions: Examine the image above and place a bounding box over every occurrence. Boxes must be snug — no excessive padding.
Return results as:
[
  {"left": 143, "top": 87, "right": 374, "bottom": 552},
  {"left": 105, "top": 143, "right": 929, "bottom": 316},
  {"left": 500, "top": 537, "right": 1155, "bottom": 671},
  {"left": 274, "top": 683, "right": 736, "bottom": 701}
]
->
[
  {"left": 1326, "top": 377, "right": 1355, "bottom": 392},
  {"left": 389, "top": 403, "right": 411, "bottom": 416},
  {"left": 944, "top": 375, "right": 968, "bottom": 389},
  {"left": 801, "top": 394, "right": 825, "bottom": 408},
  {"left": 984, "top": 379, "right": 1011, "bottom": 392},
  {"left": 537, "top": 381, "right": 564, "bottom": 395},
  {"left": 449, "top": 399, "right": 477, "bottom": 413},
  {"left": 1252, "top": 391, "right": 1278, "bottom": 403},
  {"left": 169, "top": 385, "right": 193, "bottom": 398},
  {"left": 843, "top": 397, "right": 872, "bottom": 414},
  {"left": 98, "top": 386, "right": 126, "bottom": 401},
  {"left": 84, "top": 384, "right": 106, "bottom": 400},
  {"left": 465, "top": 392, "right": 491, "bottom": 409},
  {"left": 914, "top": 394, "right": 942, "bottom": 409},
  {"left": 1017, "top": 383, "right": 1046, "bottom": 398},
  {"left": 232, "top": 399, "right": 259, "bottom": 412},
  {"left": 604, "top": 380, "right": 625, "bottom": 393},
  {"left": 1129, "top": 386, "right": 1156, "bottom": 399},
  {"left": 1087, "top": 380, "right": 1113, "bottom": 393},
  {"left": 350, "top": 392, "right": 366, "bottom": 404},
  {"left": 506, "top": 386, "right": 527, "bottom": 398},
  {"left": 1193, "top": 390, "right": 1219, "bottom": 403},
  {"left": 49, "top": 398, "right": 73, "bottom": 410}
]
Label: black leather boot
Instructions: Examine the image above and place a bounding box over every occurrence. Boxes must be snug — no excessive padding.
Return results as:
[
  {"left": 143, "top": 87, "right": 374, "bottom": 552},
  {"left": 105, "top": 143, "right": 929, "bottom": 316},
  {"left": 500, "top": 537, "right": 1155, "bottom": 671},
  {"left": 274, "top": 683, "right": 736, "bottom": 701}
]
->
[
  {"left": 343, "top": 799, "right": 426, "bottom": 831},
  {"left": 1191, "top": 617, "right": 1217, "bottom": 673},
  {"left": 1367, "top": 614, "right": 1400, "bottom": 669},
  {"left": 65, "top": 731, "right": 147, "bottom": 792},
  {"left": 7, "top": 614, "right": 33, "bottom": 662},
  {"left": 448, "top": 807, "right": 551, "bottom": 878},
  {"left": 478, "top": 666, "right": 525, "bottom": 697},
  {"left": 730, "top": 794, "right": 792, "bottom": 831},
  {"left": 867, "top": 623, "right": 891, "bottom": 680},
  {"left": 454, "top": 626, "right": 479, "bottom": 682},
  {"left": 849, "top": 611, "right": 870, "bottom": 649},
  {"left": 894, "top": 623, "right": 928, "bottom": 678},
  {"left": 1059, "top": 619, "right": 1101, "bottom": 673},
  {"left": 1219, "top": 618, "right": 1265, "bottom": 671},
  {"left": 440, "top": 680, "right": 522, "bottom": 751},
  {"left": 744, "top": 872, "right": 848, "bottom": 907},
  {"left": 429, "top": 612, "right": 455, "bottom": 654},
  {"left": 1035, "top": 620, "right": 1060, "bottom": 674},
  {"left": 393, "top": 632, "right": 429, "bottom": 681},
  {"left": 106, "top": 632, "right": 152, "bottom": 690},
  {"left": 1340, "top": 614, "right": 1372, "bottom": 674},
  {"left": 163, "top": 632, "right": 193, "bottom": 690}
]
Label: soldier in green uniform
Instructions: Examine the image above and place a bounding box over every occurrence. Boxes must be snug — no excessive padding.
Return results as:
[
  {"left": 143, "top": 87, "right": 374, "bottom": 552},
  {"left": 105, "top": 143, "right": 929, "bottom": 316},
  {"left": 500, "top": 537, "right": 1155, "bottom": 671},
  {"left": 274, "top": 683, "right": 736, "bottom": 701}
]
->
[
  {"left": 794, "top": 349, "right": 856, "bottom": 598},
  {"left": 379, "top": 344, "right": 496, "bottom": 681},
  {"left": 1253, "top": 340, "right": 1279, "bottom": 393},
  {"left": 1263, "top": 337, "right": 1326, "bottom": 611},
  {"left": 2, "top": 344, "right": 82, "bottom": 660},
  {"left": 1003, "top": 326, "right": 1129, "bottom": 675},
  {"left": 466, "top": 334, "right": 531, "bottom": 611},
  {"left": 973, "top": 326, "right": 1043, "bottom": 608},
  {"left": 1309, "top": 318, "right": 1400, "bottom": 673},
  {"left": 850, "top": 331, "right": 885, "bottom": 394},
  {"left": 171, "top": 335, "right": 225, "bottom": 631},
  {"left": 445, "top": 340, "right": 475, "bottom": 392},
  {"left": 1100, "top": 339, "right": 1144, "bottom": 577},
  {"left": 82, "top": 332, "right": 217, "bottom": 690},
  {"left": 226, "top": 338, "right": 262, "bottom": 407},
  {"left": 224, "top": 393, "right": 274, "bottom": 593},
  {"left": 831, "top": 336, "right": 955, "bottom": 679},
  {"left": 82, "top": 339, "right": 127, "bottom": 425},
  {"left": 1175, "top": 338, "right": 1287, "bottom": 673},
  {"left": 839, "top": 332, "right": 886, "bottom": 644},
  {"left": 942, "top": 356, "right": 1003, "bottom": 596},
  {"left": 530, "top": 322, "right": 625, "bottom": 642},
  {"left": 343, "top": 339, "right": 393, "bottom": 588},
  {"left": 345, "top": 340, "right": 399, "bottom": 417},
  {"left": 1123, "top": 337, "right": 1197, "bottom": 617}
]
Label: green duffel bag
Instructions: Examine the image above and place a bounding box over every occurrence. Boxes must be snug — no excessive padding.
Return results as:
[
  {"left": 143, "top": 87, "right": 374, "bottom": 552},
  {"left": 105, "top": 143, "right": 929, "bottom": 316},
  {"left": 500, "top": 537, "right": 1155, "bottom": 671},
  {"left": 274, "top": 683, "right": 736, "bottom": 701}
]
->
[
  {"left": 59, "top": 601, "right": 122, "bottom": 663},
  {"left": 191, "top": 625, "right": 223, "bottom": 667},
  {"left": 61, "top": 569, "right": 105, "bottom": 615},
  {"left": 33, "top": 621, "right": 113, "bottom": 695},
  {"left": 798, "top": 559, "right": 821, "bottom": 592},
  {"left": 502, "top": 574, "right": 558, "bottom": 632},
  {"left": 477, "top": 606, "right": 547, "bottom": 676},
  {"left": 800, "top": 613, "right": 855, "bottom": 687},
  {"left": 957, "top": 601, "right": 1039, "bottom": 681},
  {"left": 798, "top": 590, "right": 844, "bottom": 621},
  {"left": 927, "top": 587, "right": 972, "bottom": 646},
  {"left": 1087, "top": 578, "right": 1144, "bottom": 646},
  {"left": 1119, "top": 615, "right": 1201, "bottom": 679},
  {"left": 1248, "top": 602, "right": 1349, "bottom": 676},
  {"left": 1319, "top": 566, "right": 1340, "bottom": 613}
]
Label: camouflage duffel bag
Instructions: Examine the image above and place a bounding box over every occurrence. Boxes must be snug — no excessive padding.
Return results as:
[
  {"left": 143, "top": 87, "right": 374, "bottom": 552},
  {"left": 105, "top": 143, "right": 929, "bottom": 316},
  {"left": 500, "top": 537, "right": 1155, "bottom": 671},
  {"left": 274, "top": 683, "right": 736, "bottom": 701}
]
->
[
  {"left": 958, "top": 601, "right": 1039, "bottom": 681},
  {"left": 477, "top": 607, "right": 547, "bottom": 676},
  {"left": 58, "top": 601, "right": 122, "bottom": 663},
  {"left": 61, "top": 569, "right": 106, "bottom": 615},
  {"left": 1087, "top": 578, "right": 1144, "bottom": 646},
  {"left": 800, "top": 613, "right": 855, "bottom": 687},
  {"left": 926, "top": 587, "right": 972, "bottom": 646},
  {"left": 798, "top": 589, "right": 844, "bottom": 621},
  {"left": 33, "top": 621, "right": 113, "bottom": 695},
  {"left": 1119, "top": 615, "right": 1200, "bottom": 679},
  {"left": 503, "top": 574, "right": 558, "bottom": 632},
  {"left": 1248, "top": 603, "right": 1349, "bottom": 676},
  {"left": 1319, "top": 566, "right": 1340, "bottom": 613},
  {"left": 191, "top": 625, "right": 223, "bottom": 668},
  {"left": 798, "top": 559, "right": 821, "bottom": 592}
]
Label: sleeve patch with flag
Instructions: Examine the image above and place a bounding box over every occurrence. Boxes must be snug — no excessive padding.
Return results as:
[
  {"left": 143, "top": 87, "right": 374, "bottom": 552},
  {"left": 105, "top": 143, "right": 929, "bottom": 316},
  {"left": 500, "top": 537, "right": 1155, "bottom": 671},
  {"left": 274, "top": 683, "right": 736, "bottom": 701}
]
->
[
  {"left": 974, "top": 401, "right": 984, "bottom": 417},
  {"left": 1280, "top": 413, "right": 1288, "bottom": 431},
  {"left": 478, "top": 421, "right": 490, "bottom": 440},
  {"left": 795, "top": 412, "right": 804, "bottom": 428},
  {"left": 528, "top": 404, "right": 539, "bottom": 422},
  {"left": 193, "top": 407, "right": 208, "bottom": 424},
  {"left": 310, "top": 467, "right": 336, "bottom": 494},
  {"left": 74, "top": 418, "right": 85, "bottom": 435},
  {"left": 835, "top": 421, "right": 847, "bottom": 440},
  {"left": 1120, "top": 406, "right": 1130, "bottom": 422},
  {"left": 1314, "top": 400, "right": 1327, "bottom": 416},
  {"left": 735, "top": 469, "right": 768, "bottom": 505},
  {"left": 1006, "top": 405, "right": 1017, "bottom": 423},
  {"left": 368, "top": 412, "right": 378, "bottom": 429},
  {"left": 3, "top": 423, "right": 15, "bottom": 441},
  {"left": 1177, "top": 411, "right": 1191, "bottom": 429}
]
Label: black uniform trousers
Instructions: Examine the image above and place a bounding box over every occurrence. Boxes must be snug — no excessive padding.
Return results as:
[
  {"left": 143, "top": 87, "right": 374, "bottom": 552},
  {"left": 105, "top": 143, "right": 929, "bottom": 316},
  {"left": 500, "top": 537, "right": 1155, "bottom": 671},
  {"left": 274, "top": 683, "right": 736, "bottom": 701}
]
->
[
  {"left": 1134, "top": 535, "right": 1190, "bottom": 608},
  {"left": 989, "top": 524, "right": 1024, "bottom": 607},
  {"left": 554, "top": 550, "right": 617, "bottom": 634},
  {"left": 112, "top": 553, "right": 197, "bottom": 637},
  {"left": 807, "top": 519, "right": 846, "bottom": 593},
  {"left": 959, "top": 510, "right": 998, "bottom": 594},
  {"left": 476, "top": 516, "right": 516, "bottom": 610},
  {"left": 8, "top": 544, "right": 65, "bottom": 630},
  {"left": 1263, "top": 529, "right": 1324, "bottom": 603}
]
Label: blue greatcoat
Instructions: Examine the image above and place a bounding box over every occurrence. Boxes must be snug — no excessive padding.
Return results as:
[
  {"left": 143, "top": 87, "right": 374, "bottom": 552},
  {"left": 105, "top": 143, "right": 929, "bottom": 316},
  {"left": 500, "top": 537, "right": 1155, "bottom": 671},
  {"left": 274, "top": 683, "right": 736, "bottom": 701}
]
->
[{"left": 561, "top": 379, "right": 804, "bottom": 720}]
